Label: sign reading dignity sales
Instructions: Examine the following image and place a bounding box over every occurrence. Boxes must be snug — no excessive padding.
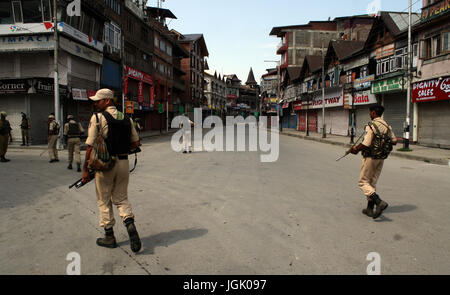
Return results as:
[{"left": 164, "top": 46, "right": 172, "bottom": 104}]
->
[{"left": 412, "top": 77, "right": 450, "bottom": 103}]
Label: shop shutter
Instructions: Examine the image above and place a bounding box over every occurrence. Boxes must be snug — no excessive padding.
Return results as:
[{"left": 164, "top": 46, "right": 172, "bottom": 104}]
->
[
  {"left": 0, "top": 96, "right": 25, "bottom": 144},
  {"left": 382, "top": 92, "right": 406, "bottom": 138},
  {"left": 356, "top": 106, "right": 371, "bottom": 137},
  {"left": 418, "top": 100, "right": 450, "bottom": 148}
]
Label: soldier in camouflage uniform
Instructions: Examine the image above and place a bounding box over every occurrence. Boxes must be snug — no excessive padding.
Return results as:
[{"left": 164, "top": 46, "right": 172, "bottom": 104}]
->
[{"left": 351, "top": 105, "right": 398, "bottom": 219}]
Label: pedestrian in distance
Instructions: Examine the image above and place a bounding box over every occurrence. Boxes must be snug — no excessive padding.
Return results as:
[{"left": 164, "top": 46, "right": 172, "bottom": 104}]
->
[
  {"left": 64, "top": 115, "right": 84, "bottom": 172},
  {"left": 47, "top": 114, "right": 60, "bottom": 163},
  {"left": 81, "top": 88, "right": 142, "bottom": 253},
  {"left": 0, "top": 111, "right": 12, "bottom": 162},
  {"left": 180, "top": 114, "right": 194, "bottom": 154},
  {"left": 350, "top": 105, "right": 397, "bottom": 219},
  {"left": 20, "top": 112, "right": 31, "bottom": 146}
]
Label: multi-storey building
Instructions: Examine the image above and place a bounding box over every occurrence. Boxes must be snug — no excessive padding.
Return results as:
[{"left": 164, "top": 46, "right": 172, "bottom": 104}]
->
[
  {"left": 0, "top": 0, "right": 105, "bottom": 144},
  {"left": 204, "top": 71, "right": 226, "bottom": 117},
  {"left": 172, "top": 31, "right": 209, "bottom": 118},
  {"left": 411, "top": 0, "right": 450, "bottom": 148}
]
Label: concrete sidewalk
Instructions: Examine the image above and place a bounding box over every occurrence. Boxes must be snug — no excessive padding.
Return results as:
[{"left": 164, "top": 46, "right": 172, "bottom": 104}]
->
[
  {"left": 7, "top": 129, "right": 177, "bottom": 151},
  {"left": 281, "top": 128, "right": 450, "bottom": 166}
]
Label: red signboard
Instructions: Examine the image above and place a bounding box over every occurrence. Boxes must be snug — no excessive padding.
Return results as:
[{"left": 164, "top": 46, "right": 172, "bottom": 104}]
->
[
  {"left": 412, "top": 76, "right": 450, "bottom": 103},
  {"left": 125, "top": 66, "right": 153, "bottom": 85},
  {"left": 293, "top": 101, "right": 302, "bottom": 111}
]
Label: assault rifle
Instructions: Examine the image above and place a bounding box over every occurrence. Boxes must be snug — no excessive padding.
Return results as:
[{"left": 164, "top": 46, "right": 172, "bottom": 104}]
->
[
  {"left": 69, "top": 147, "right": 141, "bottom": 189},
  {"left": 336, "top": 132, "right": 365, "bottom": 162}
]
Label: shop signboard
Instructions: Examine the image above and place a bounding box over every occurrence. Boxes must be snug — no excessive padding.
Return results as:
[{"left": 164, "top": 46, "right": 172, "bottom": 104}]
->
[{"left": 412, "top": 76, "right": 450, "bottom": 103}]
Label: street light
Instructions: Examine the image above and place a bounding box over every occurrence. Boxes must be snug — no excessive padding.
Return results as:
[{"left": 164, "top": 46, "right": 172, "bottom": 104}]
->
[{"left": 264, "top": 60, "right": 281, "bottom": 132}]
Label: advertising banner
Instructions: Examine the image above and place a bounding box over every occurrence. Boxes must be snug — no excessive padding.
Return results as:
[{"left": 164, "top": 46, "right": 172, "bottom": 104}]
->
[{"left": 413, "top": 76, "right": 450, "bottom": 103}]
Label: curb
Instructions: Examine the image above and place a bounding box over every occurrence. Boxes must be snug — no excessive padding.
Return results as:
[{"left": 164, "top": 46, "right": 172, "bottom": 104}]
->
[{"left": 281, "top": 131, "right": 450, "bottom": 166}]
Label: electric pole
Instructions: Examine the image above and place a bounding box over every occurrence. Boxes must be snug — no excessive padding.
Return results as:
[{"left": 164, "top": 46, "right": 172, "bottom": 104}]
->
[
  {"left": 53, "top": 0, "right": 61, "bottom": 149},
  {"left": 404, "top": 0, "right": 412, "bottom": 150},
  {"left": 321, "top": 37, "right": 326, "bottom": 138}
]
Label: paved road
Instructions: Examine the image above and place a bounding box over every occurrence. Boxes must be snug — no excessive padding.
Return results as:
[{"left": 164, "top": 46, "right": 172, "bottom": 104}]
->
[{"left": 1, "top": 129, "right": 450, "bottom": 274}]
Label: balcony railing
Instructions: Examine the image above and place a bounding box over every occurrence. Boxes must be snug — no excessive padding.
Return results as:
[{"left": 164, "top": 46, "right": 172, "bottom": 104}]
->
[{"left": 276, "top": 41, "right": 288, "bottom": 54}]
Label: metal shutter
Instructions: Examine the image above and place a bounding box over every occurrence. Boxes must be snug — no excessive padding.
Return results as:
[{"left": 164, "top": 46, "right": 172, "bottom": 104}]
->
[
  {"left": 383, "top": 92, "right": 406, "bottom": 139},
  {"left": 0, "top": 95, "right": 26, "bottom": 144},
  {"left": 418, "top": 100, "right": 450, "bottom": 148},
  {"left": 356, "top": 106, "right": 371, "bottom": 137}
]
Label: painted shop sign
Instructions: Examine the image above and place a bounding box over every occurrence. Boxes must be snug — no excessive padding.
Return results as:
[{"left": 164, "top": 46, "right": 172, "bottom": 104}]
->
[
  {"left": 354, "top": 75, "right": 375, "bottom": 90},
  {"left": 371, "top": 76, "right": 406, "bottom": 94},
  {"left": 353, "top": 90, "right": 377, "bottom": 105},
  {"left": 57, "top": 22, "right": 104, "bottom": 52},
  {"left": 0, "top": 35, "right": 54, "bottom": 52},
  {"left": 421, "top": 0, "right": 450, "bottom": 22},
  {"left": 0, "top": 23, "right": 54, "bottom": 35},
  {"left": 0, "top": 78, "right": 67, "bottom": 96},
  {"left": 309, "top": 88, "right": 344, "bottom": 109},
  {"left": 376, "top": 44, "right": 395, "bottom": 60},
  {"left": 412, "top": 76, "right": 450, "bottom": 103},
  {"left": 59, "top": 36, "right": 103, "bottom": 64}
]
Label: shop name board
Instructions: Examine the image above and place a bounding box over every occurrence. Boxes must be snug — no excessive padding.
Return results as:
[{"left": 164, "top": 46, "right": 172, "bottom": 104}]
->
[
  {"left": 376, "top": 44, "right": 395, "bottom": 60},
  {"left": 0, "top": 23, "right": 54, "bottom": 35},
  {"left": 412, "top": 77, "right": 450, "bottom": 103},
  {"left": 0, "top": 35, "right": 53, "bottom": 52},
  {"left": 0, "top": 78, "right": 67, "bottom": 96},
  {"left": 57, "top": 22, "right": 104, "bottom": 52},
  {"left": 353, "top": 90, "right": 378, "bottom": 105},
  {"left": 421, "top": 0, "right": 450, "bottom": 22},
  {"left": 309, "top": 89, "right": 344, "bottom": 109},
  {"left": 59, "top": 36, "right": 103, "bottom": 64},
  {"left": 354, "top": 75, "right": 375, "bottom": 90},
  {"left": 371, "top": 77, "right": 405, "bottom": 94},
  {"left": 125, "top": 66, "right": 153, "bottom": 85}
]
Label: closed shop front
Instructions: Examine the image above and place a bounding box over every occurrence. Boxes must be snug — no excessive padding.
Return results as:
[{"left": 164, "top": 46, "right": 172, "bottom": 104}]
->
[
  {"left": 311, "top": 87, "right": 347, "bottom": 136},
  {"left": 353, "top": 90, "right": 378, "bottom": 137},
  {"left": 0, "top": 78, "right": 67, "bottom": 144},
  {"left": 297, "top": 109, "right": 318, "bottom": 132},
  {"left": 413, "top": 76, "right": 450, "bottom": 148},
  {"left": 372, "top": 75, "right": 407, "bottom": 139},
  {"left": 382, "top": 92, "right": 406, "bottom": 138}
]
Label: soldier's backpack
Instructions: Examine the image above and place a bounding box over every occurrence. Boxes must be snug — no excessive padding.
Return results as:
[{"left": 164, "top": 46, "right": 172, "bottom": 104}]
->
[
  {"left": 87, "top": 113, "right": 116, "bottom": 171},
  {"left": 363, "top": 121, "right": 394, "bottom": 159}
]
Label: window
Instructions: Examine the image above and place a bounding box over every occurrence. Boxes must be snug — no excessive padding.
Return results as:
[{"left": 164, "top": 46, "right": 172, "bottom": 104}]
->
[
  {"left": 0, "top": 1, "right": 12, "bottom": 24},
  {"left": 12, "top": 1, "right": 23, "bottom": 23},
  {"left": 42, "top": 0, "right": 51, "bottom": 21},
  {"left": 104, "top": 22, "right": 121, "bottom": 52},
  {"left": 22, "top": 0, "right": 43, "bottom": 23},
  {"left": 154, "top": 36, "right": 159, "bottom": 48},
  {"left": 159, "top": 40, "right": 166, "bottom": 52},
  {"left": 443, "top": 32, "right": 450, "bottom": 53},
  {"left": 166, "top": 44, "right": 172, "bottom": 56},
  {"left": 433, "top": 34, "right": 441, "bottom": 56}
]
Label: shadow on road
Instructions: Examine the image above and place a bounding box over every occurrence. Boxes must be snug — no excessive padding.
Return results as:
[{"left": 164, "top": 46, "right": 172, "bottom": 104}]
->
[
  {"left": 131, "top": 228, "right": 208, "bottom": 255},
  {"left": 385, "top": 204, "right": 417, "bottom": 214}
]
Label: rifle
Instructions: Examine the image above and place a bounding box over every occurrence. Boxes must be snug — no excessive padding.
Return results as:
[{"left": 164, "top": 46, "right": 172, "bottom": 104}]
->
[
  {"left": 336, "top": 132, "right": 365, "bottom": 162},
  {"left": 69, "top": 147, "right": 141, "bottom": 189}
]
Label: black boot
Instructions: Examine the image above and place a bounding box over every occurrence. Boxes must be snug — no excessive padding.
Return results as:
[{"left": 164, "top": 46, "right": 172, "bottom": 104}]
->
[
  {"left": 96, "top": 228, "right": 118, "bottom": 248},
  {"left": 67, "top": 163, "right": 73, "bottom": 170},
  {"left": 362, "top": 199, "right": 375, "bottom": 217},
  {"left": 1, "top": 156, "right": 10, "bottom": 162},
  {"left": 370, "top": 193, "right": 388, "bottom": 219},
  {"left": 77, "top": 163, "right": 81, "bottom": 172},
  {"left": 124, "top": 218, "right": 141, "bottom": 253}
]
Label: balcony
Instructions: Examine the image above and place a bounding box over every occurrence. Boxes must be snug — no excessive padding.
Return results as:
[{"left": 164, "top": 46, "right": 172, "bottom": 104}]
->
[{"left": 276, "top": 42, "right": 288, "bottom": 55}]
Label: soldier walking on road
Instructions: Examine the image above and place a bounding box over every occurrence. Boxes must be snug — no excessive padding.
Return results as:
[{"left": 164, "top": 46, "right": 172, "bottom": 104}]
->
[
  {"left": 82, "top": 89, "right": 142, "bottom": 253},
  {"left": 0, "top": 111, "right": 12, "bottom": 162},
  {"left": 48, "top": 114, "right": 60, "bottom": 163},
  {"left": 350, "top": 105, "right": 397, "bottom": 219},
  {"left": 64, "top": 115, "right": 84, "bottom": 172},
  {"left": 20, "top": 112, "right": 31, "bottom": 146}
]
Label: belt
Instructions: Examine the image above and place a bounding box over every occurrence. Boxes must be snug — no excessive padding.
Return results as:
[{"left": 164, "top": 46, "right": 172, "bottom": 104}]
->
[{"left": 118, "top": 155, "right": 128, "bottom": 160}]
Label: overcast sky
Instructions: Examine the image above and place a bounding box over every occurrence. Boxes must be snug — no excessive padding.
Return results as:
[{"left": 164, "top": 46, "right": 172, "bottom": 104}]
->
[{"left": 157, "top": 0, "right": 422, "bottom": 84}]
